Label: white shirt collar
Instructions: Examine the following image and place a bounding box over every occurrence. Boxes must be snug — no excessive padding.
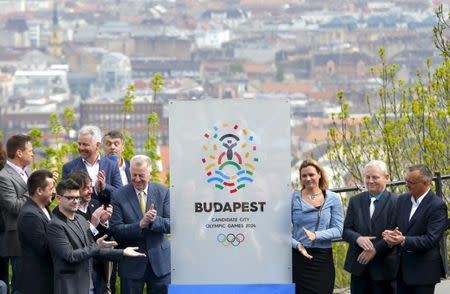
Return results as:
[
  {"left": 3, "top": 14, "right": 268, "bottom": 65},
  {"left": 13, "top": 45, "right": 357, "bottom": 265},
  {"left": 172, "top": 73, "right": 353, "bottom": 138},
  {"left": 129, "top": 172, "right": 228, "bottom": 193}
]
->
[
  {"left": 82, "top": 155, "right": 100, "bottom": 167},
  {"left": 134, "top": 185, "right": 149, "bottom": 196},
  {"left": 6, "top": 160, "right": 28, "bottom": 183},
  {"left": 410, "top": 188, "right": 430, "bottom": 205},
  {"left": 7, "top": 160, "right": 26, "bottom": 174}
]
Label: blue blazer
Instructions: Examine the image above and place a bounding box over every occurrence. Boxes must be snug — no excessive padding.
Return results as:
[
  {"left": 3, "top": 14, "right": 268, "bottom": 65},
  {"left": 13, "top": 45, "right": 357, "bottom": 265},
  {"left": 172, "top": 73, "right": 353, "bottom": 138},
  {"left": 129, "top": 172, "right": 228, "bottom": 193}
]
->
[
  {"left": 62, "top": 156, "right": 123, "bottom": 193},
  {"left": 110, "top": 182, "right": 170, "bottom": 278},
  {"left": 394, "top": 190, "right": 447, "bottom": 285},
  {"left": 343, "top": 190, "right": 398, "bottom": 280}
]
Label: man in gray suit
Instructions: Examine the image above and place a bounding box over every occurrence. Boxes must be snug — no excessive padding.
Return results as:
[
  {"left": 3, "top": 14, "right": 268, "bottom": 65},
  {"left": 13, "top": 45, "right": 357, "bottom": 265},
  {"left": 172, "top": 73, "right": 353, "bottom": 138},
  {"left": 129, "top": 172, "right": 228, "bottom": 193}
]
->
[
  {"left": 110, "top": 155, "right": 171, "bottom": 294},
  {"left": 47, "top": 179, "right": 145, "bottom": 294},
  {"left": 0, "top": 134, "right": 33, "bottom": 294}
]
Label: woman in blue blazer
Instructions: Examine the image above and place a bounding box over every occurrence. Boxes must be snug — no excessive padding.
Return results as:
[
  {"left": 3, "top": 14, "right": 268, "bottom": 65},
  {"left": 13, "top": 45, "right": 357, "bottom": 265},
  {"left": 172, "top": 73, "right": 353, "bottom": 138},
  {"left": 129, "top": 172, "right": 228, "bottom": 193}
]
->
[{"left": 291, "top": 159, "right": 344, "bottom": 294}]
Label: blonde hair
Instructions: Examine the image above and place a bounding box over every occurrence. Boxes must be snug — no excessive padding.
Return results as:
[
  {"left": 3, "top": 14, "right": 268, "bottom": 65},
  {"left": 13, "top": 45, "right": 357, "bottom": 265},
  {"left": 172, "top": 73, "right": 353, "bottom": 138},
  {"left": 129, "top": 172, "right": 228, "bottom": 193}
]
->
[{"left": 299, "top": 159, "right": 329, "bottom": 191}]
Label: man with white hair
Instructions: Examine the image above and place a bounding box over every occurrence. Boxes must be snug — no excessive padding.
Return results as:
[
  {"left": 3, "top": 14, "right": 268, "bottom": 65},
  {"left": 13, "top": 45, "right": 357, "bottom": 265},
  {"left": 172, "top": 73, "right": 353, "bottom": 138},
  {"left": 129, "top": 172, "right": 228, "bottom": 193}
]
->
[
  {"left": 343, "top": 160, "right": 398, "bottom": 294},
  {"left": 110, "top": 155, "right": 170, "bottom": 294},
  {"left": 62, "top": 125, "right": 122, "bottom": 201}
]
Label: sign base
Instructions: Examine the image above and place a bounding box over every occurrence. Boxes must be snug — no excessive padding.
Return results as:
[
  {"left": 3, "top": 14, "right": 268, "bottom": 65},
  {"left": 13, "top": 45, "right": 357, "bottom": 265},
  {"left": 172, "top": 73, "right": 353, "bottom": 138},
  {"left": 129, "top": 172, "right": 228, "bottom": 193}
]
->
[{"left": 169, "top": 284, "right": 295, "bottom": 294}]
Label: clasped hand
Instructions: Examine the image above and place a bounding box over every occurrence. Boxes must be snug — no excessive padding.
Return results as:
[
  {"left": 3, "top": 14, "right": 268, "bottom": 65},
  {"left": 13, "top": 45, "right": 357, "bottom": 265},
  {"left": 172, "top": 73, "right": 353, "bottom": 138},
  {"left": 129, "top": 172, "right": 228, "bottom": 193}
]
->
[
  {"left": 356, "top": 236, "right": 376, "bottom": 265},
  {"left": 139, "top": 203, "right": 157, "bottom": 228},
  {"left": 90, "top": 205, "right": 113, "bottom": 227},
  {"left": 382, "top": 227, "right": 405, "bottom": 246}
]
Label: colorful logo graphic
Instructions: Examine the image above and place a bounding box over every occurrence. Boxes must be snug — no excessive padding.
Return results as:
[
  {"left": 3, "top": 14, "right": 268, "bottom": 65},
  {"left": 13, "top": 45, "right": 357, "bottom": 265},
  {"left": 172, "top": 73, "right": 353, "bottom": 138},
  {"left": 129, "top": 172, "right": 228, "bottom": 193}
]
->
[
  {"left": 201, "top": 123, "right": 258, "bottom": 194},
  {"left": 217, "top": 233, "right": 245, "bottom": 247}
]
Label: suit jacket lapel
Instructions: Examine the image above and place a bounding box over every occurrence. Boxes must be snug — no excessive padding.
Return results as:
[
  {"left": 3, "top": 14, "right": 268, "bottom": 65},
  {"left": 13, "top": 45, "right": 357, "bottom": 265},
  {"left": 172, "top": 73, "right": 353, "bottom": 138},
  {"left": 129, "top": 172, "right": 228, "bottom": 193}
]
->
[
  {"left": 5, "top": 164, "right": 27, "bottom": 190},
  {"left": 147, "top": 183, "right": 159, "bottom": 211},
  {"left": 128, "top": 186, "right": 143, "bottom": 219},
  {"left": 359, "top": 192, "right": 371, "bottom": 232},
  {"left": 407, "top": 191, "right": 433, "bottom": 232},
  {"left": 37, "top": 206, "right": 52, "bottom": 223},
  {"left": 371, "top": 190, "right": 389, "bottom": 222},
  {"left": 98, "top": 157, "right": 106, "bottom": 173},
  {"left": 76, "top": 157, "right": 88, "bottom": 173},
  {"left": 28, "top": 199, "right": 51, "bottom": 222},
  {"left": 125, "top": 161, "right": 131, "bottom": 183},
  {"left": 68, "top": 217, "right": 89, "bottom": 246},
  {"left": 399, "top": 196, "right": 412, "bottom": 233}
]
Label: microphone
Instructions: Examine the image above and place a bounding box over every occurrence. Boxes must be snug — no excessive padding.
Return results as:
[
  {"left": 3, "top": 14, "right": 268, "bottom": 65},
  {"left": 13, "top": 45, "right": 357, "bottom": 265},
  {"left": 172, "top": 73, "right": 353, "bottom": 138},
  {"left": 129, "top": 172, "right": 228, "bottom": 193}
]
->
[{"left": 109, "top": 154, "right": 118, "bottom": 163}]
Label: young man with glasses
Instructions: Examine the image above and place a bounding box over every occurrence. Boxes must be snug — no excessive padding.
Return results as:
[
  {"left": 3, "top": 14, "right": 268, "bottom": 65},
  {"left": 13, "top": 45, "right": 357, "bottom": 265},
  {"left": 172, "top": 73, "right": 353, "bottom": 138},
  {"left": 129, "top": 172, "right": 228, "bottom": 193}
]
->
[
  {"left": 67, "top": 170, "right": 114, "bottom": 294},
  {"left": 47, "top": 179, "right": 145, "bottom": 294}
]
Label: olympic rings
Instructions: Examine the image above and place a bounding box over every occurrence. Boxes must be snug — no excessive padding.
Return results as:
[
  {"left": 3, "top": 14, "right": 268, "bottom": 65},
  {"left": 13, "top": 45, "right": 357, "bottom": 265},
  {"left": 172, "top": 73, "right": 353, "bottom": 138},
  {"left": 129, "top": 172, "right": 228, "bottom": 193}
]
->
[{"left": 217, "top": 233, "right": 245, "bottom": 247}]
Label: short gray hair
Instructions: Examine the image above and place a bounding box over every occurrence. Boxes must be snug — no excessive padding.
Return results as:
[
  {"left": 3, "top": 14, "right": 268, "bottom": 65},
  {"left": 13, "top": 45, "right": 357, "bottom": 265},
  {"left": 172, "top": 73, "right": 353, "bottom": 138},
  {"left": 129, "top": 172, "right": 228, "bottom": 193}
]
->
[
  {"left": 407, "top": 164, "right": 432, "bottom": 183},
  {"left": 364, "top": 160, "right": 389, "bottom": 176},
  {"left": 130, "top": 154, "right": 152, "bottom": 173},
  {"left": 79, "top": 125, "right": 102, "bottom": 144}
]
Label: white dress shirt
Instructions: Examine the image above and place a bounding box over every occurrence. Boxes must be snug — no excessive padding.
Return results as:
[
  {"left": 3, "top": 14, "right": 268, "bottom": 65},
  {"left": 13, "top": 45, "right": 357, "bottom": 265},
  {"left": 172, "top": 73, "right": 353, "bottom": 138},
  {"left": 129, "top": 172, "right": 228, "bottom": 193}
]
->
[
  {"left": 409, "top": 189, "right": 430, "bottom": 220},
  {"left": 118, "top": 160, "right": 129, "bottom": 186},
  {"left": 82, "top": 156, "right": 100, "bottom": 187}
]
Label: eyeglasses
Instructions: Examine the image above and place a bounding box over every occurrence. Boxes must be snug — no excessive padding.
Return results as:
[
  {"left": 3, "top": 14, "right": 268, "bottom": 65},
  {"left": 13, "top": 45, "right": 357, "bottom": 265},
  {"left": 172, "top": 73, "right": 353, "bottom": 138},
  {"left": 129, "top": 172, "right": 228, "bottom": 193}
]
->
[
  {"left": 404, "top": 179, "right": 419, "bottom": 185},
  {"left": 61, "top": 195, "right": 82, "bottom": 202}
]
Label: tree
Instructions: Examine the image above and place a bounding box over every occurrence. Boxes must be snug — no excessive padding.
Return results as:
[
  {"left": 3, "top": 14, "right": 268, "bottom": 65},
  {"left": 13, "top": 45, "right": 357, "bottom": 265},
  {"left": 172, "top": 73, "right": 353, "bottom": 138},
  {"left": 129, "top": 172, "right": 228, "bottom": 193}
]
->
[
  {"left": 326, "top": 6, "right": 450, "bottom": 200},
  {"left": 145, "top": 112, "right": 161, "bottom": 183},
  {"left": 144, "top": 73, "right": 166, "bottom": 183},
  {"left": 29, "top": 107, "right": 78, "bottom": 179}
]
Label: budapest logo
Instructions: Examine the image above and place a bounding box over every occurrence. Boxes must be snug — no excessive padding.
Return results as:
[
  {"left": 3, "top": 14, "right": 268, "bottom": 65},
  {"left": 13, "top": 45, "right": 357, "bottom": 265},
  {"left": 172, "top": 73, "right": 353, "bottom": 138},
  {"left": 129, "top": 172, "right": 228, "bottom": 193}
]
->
[
  {"left": 201, "top": 123, "right": 258, "bottom": 194},
  {"left": 217, "top": 233, "right": 245, "bottom": 247}
]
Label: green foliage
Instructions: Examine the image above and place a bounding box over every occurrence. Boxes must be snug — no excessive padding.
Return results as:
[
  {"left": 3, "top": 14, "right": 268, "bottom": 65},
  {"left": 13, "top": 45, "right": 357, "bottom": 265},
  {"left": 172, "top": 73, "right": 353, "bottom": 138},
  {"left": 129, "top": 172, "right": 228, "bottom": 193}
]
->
[
  {"left": 333, "top": 241, "right": 350, "bottom": 288},
  {"left": 434, "top": 5, "right": 450, "bottom": 59},
  {"left": 28, "top": 128, "right": 44, "bottom": 169},
  {"left": 145, "top": 112, "right": 161, "bottom": 183},
  {"left": 117, "top": 73, "right": 166, "bottom": 183},
  {"left": 151, "top": 73, "right": 164, "bottom": 94},
  {"left": 122, "top": 129, "right": 136, "bottom": 161},
  {"left": 326, "top": 11, "right": 450, "bottom": 189},
  {"left": 62, "top": 107, "right": 76, "bottom": 132},
  {"left": 121, "top": 85, "right": 136, "bottom": 130},
  {"left": 164, "top": 171, "right": 170, "bottom": 186},
  {"left": 31, "top": 108, "right": 78, "bottom": 180}
]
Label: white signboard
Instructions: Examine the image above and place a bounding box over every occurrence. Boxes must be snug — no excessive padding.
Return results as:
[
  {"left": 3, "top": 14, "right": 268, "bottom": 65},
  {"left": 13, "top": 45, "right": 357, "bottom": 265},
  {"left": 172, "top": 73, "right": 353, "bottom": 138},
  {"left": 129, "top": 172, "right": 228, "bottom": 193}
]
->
[{"left": 169, "top": 99, "right": 292, "bottom": 284}]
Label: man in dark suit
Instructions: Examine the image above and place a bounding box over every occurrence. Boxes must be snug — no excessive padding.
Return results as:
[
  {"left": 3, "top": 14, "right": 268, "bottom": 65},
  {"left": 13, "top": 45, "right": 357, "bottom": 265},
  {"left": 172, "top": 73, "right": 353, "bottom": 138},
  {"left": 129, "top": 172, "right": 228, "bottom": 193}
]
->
[
  {"left": 62, "top": 125, "right": 122, "bottom": 204},
  {"left": 383, "top": 164, "right": 448, "bottom": 294},
  {"left": 46, "top": 179, "right": 145, "bottom": 294},
  {"left": 343, "top": 160, "right": 397, "bottom": 294},
  {"left": 0, "top": 134, "right": 33, "bottom": 294},
  {"left": 17, "top": 169, "right": 56, "bottom": 294},
  {"left": 110, "top": 155, "right": 170, "bottom": 294},
  {"left": 68, "top": 170, "right": 113, "bottom": 294},
  {"left": 103, "top": 130, "right": 131, "bottom": 186}
]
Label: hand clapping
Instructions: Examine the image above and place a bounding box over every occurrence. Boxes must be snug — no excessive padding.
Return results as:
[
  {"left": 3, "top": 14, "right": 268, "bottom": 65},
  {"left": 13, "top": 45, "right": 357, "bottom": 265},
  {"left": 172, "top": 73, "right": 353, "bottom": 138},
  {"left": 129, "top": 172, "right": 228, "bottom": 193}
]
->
[{"left": 139, "top": 203, "right": 157, "bottom": 228}]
